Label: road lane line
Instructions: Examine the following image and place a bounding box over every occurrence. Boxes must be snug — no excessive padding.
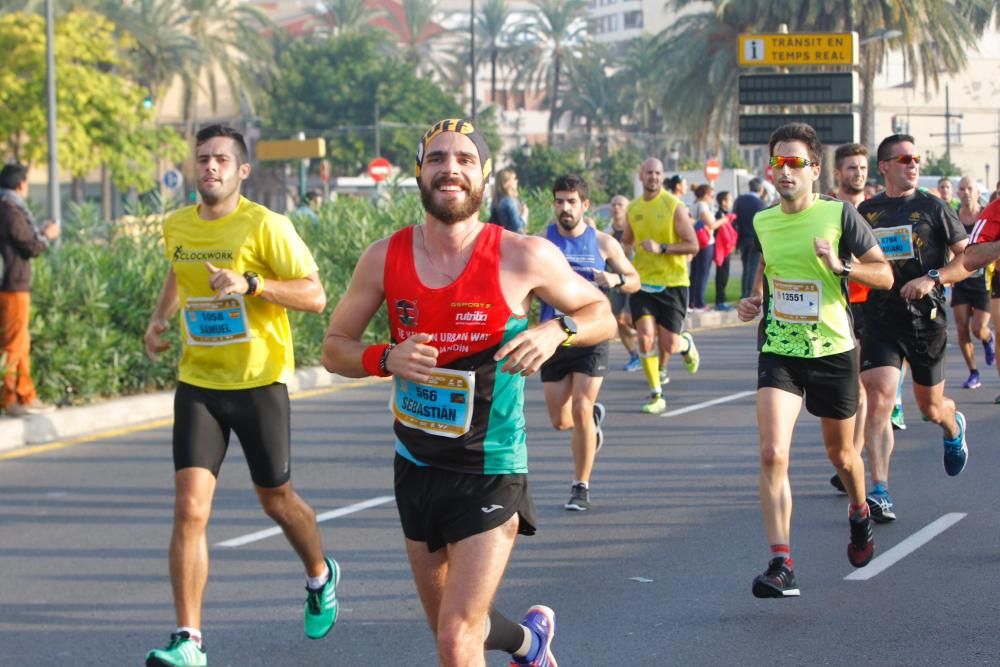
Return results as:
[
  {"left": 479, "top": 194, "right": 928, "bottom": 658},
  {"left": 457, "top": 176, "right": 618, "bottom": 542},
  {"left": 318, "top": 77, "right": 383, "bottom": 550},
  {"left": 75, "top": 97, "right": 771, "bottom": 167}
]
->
[
  {"left": 659, "top": 390, "right": 756, "bottom": 417},
  {"left": 844, "top": 512, "right": 967, "bottom": 581},
  {"left": 215, "top": 495, "right": 395, "bottom": 548}
]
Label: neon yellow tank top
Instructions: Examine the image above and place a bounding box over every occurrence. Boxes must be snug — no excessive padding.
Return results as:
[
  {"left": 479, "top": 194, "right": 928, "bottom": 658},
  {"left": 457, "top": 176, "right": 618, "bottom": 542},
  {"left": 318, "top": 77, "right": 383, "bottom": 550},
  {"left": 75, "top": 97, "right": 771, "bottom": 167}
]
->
[{"left": 627, "top": 191, "right": 689, "bottom": 287}]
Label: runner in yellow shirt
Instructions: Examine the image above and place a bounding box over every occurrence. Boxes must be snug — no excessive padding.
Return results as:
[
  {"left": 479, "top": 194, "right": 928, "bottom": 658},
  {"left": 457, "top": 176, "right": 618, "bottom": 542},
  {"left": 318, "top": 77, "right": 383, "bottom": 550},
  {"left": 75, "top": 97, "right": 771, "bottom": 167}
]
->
[{"left": 143, "top": 125, "right": 338, "bottom": 667}]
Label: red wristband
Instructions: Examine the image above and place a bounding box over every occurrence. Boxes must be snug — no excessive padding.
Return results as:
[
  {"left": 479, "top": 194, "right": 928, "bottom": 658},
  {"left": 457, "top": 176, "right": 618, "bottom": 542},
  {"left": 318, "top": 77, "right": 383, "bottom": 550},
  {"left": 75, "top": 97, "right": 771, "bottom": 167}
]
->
[{"left": 362, "top": 344, "right": 392, "bottom": 377}]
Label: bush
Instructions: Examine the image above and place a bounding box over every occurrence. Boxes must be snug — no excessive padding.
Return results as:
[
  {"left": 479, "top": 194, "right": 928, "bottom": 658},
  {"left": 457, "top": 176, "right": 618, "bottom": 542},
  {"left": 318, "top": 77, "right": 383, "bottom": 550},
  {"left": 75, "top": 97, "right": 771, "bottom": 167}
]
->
[{"left": 29, "top": 194, "right": 415, "bottom": 405}]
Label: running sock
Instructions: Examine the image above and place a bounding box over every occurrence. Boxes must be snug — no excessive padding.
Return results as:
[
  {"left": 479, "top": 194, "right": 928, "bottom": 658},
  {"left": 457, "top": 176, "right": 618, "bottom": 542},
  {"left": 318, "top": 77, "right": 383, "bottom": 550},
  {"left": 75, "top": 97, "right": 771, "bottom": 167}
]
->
[
  {"left": 484, "top": 609, "right": 526, "bottom": 654},
  {"left": 849, "top": 503, "right": 870, "bottom": 521},
  {"left": 640, "top": 350, "right": 661, "bottom": 393},
  {"left": 176, "top": 627, "right": 202, "bottom": 647},
  {"left": 871, "top": 481, "right": 888, "bottom": 495},
  {"left": 770, "top": 544, "right": 792, "bottom": 567},
  {"left": 306, "top": 563, "right": 331, "bottom": 591},
  {"left": 573, "top": 480, "right": 589, "bottom": 489}
]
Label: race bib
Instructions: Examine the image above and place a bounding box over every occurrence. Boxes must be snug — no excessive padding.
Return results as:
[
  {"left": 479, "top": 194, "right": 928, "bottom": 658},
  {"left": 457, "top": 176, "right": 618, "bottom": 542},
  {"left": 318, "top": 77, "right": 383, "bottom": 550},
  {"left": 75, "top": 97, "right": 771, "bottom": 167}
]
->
[
  {"left": 183, "top": 295, "right": 251, "bottom": 346},
  {"left": 873, "top": 225, "right": 915, "bottom": 261},
  {"left": 391, "top": 368, "right": 475, "bottom": 438},
  {"left": 772, "top": 278, "right": 821, "bottom": 323}
]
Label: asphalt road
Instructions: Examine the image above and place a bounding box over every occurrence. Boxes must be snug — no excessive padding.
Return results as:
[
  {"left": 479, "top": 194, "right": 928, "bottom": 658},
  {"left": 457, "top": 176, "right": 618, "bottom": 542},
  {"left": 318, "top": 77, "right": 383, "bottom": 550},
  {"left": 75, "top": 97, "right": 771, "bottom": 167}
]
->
[{"left": 2, "top": 323, "right": 999, "bottom": 666}]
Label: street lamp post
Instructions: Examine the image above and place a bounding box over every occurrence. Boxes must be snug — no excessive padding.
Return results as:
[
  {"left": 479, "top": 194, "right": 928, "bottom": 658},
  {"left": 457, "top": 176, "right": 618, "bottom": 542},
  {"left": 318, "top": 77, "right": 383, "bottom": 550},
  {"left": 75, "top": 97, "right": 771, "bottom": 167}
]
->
[
  {"left": 470, "top": 0, "right": 477, "bottom": 122},
  {"left": 45, "top": 0, "right": 60, "bottom": 222}
]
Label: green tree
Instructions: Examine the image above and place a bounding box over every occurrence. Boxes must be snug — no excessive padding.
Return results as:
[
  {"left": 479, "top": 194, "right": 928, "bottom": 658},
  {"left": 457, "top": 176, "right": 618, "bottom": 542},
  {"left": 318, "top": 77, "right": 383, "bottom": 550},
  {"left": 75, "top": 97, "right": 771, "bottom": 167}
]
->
[
  {"left": 0, "top": 9, "right": 186, "bottom": 192},
  {"left": 512, "top": 0, "right": 588, "bottom": 144},
  {"left": 561, "top": 44, "right": 624, "bottom": 162},
  {"left": 591, "top": 144, "right": 641, "bottom": 200},
  {"left": 385, "top": 0, "right": 453, "bottom": 81},
  {"left": 617, "top": 33, "right": 665, "bottom": 155},
  {"left": 261, "top": 33, "right": 463, "bottom": 176},
  {"left": 476, "top": 0, "right": 520, "bottom": 103},
  {"left": 662, "top": 0, "right": 991, "bottom": 152},
  {"left": 318, "top": 0, "right": 385, "bottom": 36},
  {"left": 506, "top": 142, "right": 585, "bottom": 195}
]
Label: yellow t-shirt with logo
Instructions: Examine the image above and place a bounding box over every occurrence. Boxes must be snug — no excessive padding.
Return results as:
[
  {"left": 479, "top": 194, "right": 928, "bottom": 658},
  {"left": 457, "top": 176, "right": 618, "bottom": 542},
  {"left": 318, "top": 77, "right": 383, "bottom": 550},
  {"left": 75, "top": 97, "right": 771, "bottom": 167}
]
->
[
  {"left": 163, "top": 196, "right": 318, "bottom": 390},
  {"left": 626, "top": 190, "right": 689, "bottom": 288}
]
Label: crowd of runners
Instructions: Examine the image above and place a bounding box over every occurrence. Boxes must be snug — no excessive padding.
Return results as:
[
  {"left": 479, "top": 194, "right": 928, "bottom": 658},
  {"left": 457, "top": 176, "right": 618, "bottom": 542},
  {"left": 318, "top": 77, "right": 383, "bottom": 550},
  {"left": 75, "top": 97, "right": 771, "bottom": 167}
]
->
[{"left": 139, "top": 118, "right": 1000, "bottom": 666}]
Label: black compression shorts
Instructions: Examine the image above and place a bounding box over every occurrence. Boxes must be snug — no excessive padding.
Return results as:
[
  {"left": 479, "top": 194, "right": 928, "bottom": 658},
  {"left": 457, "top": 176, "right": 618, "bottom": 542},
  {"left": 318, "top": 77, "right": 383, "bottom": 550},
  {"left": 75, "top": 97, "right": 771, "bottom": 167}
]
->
[{"left": 173, "top": 381, "right": 292, "bottom": 488}]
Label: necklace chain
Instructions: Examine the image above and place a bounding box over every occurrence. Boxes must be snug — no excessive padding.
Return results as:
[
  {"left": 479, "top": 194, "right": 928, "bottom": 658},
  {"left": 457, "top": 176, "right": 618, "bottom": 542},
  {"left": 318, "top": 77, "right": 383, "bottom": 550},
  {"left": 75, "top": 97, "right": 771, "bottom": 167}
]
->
[{"left": 418, "top": 223, "right": 479, "bottom": 282}]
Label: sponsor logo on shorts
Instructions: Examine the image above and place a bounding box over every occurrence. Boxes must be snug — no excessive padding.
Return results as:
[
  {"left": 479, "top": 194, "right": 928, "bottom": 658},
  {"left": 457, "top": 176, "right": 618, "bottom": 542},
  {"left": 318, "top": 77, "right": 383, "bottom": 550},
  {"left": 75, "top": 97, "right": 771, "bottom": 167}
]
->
[{"left": 480, "top": 504, "right": 504, "bottom": 513}]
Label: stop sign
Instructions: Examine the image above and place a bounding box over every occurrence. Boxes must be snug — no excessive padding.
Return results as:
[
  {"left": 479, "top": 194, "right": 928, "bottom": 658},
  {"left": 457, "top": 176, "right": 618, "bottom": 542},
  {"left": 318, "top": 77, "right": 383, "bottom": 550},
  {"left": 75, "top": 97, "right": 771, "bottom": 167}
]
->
[
  {"left": 764, "top": 165, "right": 775, "bottom": 182},
  {"left": 368, "top": 157, "right": 392, "bottom": 182},
  {"left": 704, "top": 159, "right": 722, "bottom": 182}
]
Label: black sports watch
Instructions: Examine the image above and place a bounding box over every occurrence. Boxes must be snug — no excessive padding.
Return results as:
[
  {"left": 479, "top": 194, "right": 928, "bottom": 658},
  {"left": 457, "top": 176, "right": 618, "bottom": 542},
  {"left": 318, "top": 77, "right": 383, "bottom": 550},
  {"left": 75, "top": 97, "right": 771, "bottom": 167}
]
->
[
  {"left": 556, "top": 315, "right": 578, "bottom": 347},
  {"left": 835, "top": 258, "right": 852, "bottom": 276},
  {"left": 927, "top": 269, "right": 942, "bottom": 286},
  {"left": 244, "top": 271, "right": 260, "bottom": 296}
]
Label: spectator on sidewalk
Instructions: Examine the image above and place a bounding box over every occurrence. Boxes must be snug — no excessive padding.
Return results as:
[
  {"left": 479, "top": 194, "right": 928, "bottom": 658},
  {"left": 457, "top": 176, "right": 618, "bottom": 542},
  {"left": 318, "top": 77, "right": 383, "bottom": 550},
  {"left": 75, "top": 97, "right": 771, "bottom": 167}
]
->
[
  {"left": 713, "top": 190, "right": 737, "bottom": 310},
  {"left": 489, "top": 168, "right": 529, "bottom": 234},
  {"left": 0, "top": 163, "right": 60, "bottom": 416},
  {"left": 734, "top": 178, "right": 766, "bottom": 299}
]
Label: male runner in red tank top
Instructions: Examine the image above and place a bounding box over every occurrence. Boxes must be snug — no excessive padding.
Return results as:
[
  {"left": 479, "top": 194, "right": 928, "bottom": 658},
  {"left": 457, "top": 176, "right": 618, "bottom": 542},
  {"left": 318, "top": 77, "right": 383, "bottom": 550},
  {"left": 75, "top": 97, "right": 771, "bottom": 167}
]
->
[{"left": 322, "top": 119, "right": 615, "bottom": 667}]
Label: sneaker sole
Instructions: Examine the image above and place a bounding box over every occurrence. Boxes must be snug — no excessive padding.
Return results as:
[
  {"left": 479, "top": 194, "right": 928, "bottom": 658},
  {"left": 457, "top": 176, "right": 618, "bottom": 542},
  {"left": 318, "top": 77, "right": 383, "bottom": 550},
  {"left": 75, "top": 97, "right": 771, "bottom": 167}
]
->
[
  {"left": 751, "top": 579, "right": 800, "bottom": 598},
  {"left": 563, "top": 502, "right": 589, "bottom": 511},
  {"left": 829, "top": 474, "right": 846, "bottom": 494}
]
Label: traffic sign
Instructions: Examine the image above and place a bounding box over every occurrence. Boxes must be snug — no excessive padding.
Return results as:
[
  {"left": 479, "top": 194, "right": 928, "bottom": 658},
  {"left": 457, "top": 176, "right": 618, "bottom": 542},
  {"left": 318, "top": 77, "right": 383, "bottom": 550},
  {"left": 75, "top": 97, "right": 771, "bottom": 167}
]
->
[
  {"left": 256, "top": 137, "right": 326, "bottom": 161},
  {"left": 739, "top": 32, "right": 857, "bottom": 67},
  {"left": 704, "top": 159, "right": 722, "bottom": 182},
  {"left": 368, "top": 157, "right": 392, "bottom": 182},
  {"left": 764, "top": 165, "right": 774, "bottom": 182},
  {"left": 739, "top": 73, "right": 858, "bottom": 105},
  {"left": 162, "top": 169, "right": 182, "bottom": 190},
  {"left": 738, "top": 113, "right": 858, "bottom": 146}
]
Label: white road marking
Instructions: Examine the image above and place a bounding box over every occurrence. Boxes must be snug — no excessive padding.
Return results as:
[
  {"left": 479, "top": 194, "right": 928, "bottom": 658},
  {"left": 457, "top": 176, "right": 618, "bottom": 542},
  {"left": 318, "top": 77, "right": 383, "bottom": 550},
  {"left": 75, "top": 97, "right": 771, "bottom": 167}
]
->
[
  {"left": 659, "top": 390, "right": 756, "bottom": 417},
  {"left": 215, "top": 495, "right": 395, "bottom": 548},
  {"left": 844, "top": 512, "right": 967, "bottom": 581}
]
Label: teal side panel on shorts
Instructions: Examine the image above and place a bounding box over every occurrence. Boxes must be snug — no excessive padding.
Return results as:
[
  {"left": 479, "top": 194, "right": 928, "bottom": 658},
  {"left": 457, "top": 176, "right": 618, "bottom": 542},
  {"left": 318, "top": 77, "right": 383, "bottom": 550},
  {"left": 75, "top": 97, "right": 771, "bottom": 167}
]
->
[{"left": 482, "top": 315, "right": 529, "bottom": 474}]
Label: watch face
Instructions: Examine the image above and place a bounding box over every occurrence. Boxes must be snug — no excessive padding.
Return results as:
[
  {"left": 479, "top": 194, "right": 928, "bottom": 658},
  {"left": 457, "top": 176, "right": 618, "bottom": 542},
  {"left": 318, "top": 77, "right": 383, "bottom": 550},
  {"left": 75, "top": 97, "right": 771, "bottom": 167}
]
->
[{"left": 560, "top": 315, "right": 578, "bottom": 335}]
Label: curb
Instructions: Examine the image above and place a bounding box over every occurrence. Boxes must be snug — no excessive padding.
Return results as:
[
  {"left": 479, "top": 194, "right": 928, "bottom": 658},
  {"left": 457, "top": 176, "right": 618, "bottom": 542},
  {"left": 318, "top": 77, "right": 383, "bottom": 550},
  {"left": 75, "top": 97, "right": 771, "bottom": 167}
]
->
[
  {"left": 0, "top": 367, "right": 377, "bottom": 454},
  {"left": 0, "top": 310, "right": 749, "bottom": 454}
]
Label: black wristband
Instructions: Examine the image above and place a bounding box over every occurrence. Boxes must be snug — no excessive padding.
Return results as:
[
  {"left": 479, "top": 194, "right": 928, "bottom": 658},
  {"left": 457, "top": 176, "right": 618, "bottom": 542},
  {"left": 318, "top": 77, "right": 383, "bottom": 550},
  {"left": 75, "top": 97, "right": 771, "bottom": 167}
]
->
[
  {"left": 618, "top": 273, "right": 626, "bottom": 287},
  {"left": 379, "top": 343, "right": 395, "bottom": 375},
  {"left": 660, "top": 243, "right": 669, "bottom": 254}
]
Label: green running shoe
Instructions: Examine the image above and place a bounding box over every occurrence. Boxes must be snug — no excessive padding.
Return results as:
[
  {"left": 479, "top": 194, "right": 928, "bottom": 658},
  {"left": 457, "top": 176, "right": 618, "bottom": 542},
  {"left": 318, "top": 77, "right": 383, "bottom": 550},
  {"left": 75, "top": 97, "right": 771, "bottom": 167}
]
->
[
  {"left": 642, "top": 394, "right": 666, "bottom": 414},
  {"left": 890, "top": 403, "right": 906, "bottom": 430},
  {"left": 145, "top": 632, "right": 207, "bottom": 667},
  {"left": 305, "top": 557, "right": 340, "bottom": 639},
  {"left": 680, "top": 332, "right": 700, "bottom": 374}
]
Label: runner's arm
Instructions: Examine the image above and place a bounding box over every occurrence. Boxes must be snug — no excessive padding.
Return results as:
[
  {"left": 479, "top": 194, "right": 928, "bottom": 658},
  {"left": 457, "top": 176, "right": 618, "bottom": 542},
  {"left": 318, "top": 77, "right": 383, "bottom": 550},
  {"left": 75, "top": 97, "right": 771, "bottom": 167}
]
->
[
  {"left": 494, "top": 237, "right": 615, "bottom": 376},
  {"left": 254, "top": 272, "right": 326, "bottom": 313},
  {"left": 964, "top": 240, "right": 1000, "bottom": 272},
  {"left": 323, "top": 241, "right": 390, "bottom": 378},
  {"left": 144, "top": 267, "right": 179, "bottom": 360},
  {"left": 595, "top": 231, "right": 640, "bottom": 293},
  {"left": 846, "top": 245, "right": 893, "bottom": 290},
  {"left": 668, "top": 203, "right": 699, "bottom": 255},
  {"left": 737, "top": 259, "right": 766, "bottom": 322}
]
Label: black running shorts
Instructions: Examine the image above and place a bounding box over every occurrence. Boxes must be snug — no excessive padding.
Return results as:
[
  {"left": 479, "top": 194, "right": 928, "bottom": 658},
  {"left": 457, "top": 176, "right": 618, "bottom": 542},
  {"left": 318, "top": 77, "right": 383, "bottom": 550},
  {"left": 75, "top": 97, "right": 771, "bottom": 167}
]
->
[
  {"left": 757, "top": 350, "right": 859, "bottom": 420},
  {"left": 990, "top": 270, "right": 1000, "bottom": 299},
  {"left": 950, "top": 278, "right": 990, "bottom": 311},
  {"left": 173, "top": 381, "right": 292, "bottom": 488},
  {"left": 629, "top": 287, "right": 688, "bottom": 334},
  {"left": 393, "top": 455, "right": 538, "bottom": 553},
  {"left": 860, "top": 324, "right": 948, "bottom": 387},
  {"left": 540, "top": 341, "right": 610, "bottom": 382}
]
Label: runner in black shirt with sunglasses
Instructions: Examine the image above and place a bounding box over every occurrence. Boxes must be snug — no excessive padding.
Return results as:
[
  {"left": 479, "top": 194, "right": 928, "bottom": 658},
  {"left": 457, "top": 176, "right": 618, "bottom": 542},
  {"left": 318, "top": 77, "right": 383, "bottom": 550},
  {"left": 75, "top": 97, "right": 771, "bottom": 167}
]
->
[{"left": 855, "top": 134, "right": 971, "bottom": 523}]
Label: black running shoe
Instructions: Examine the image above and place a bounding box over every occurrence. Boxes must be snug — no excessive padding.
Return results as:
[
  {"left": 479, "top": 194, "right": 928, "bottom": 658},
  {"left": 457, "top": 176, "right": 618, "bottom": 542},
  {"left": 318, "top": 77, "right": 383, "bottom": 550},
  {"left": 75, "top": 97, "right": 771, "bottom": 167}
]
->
[
  {"left": 564, "top": 483, "right": 590, "bottom": 511},
  {"left": 751, "top": 557, "right": 800, "bottom": 598},
  {"left": 829, "top": 474, "right": 846, "bottom": 494},
  {"left": 847, "top": 515, "right": 874, "bottom": 568}
]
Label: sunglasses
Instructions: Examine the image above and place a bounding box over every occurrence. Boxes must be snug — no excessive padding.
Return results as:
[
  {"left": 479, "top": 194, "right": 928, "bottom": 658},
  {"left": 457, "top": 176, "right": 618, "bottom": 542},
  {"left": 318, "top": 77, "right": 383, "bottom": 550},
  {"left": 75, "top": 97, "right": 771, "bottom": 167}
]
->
[
  {"left": 769, "top": 156, "right": 817, "bottom": 169},
  {"left": 881, "top": 154, "right": 921, "bottom": 165}
]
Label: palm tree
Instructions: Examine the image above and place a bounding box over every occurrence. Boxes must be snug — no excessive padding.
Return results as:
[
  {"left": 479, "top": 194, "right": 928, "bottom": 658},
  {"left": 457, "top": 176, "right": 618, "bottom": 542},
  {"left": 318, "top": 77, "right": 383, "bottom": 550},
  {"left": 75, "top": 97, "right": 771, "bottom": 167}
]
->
[
  {"left": 512, "top": 0, "right": 588, "bottom": 144},
  {"left": 562, "top": 44, "right": 624, "bottom": 161},
  {"left": 663, "top": 0, "right": 992, "bottom": 152},
  {"left": 100, "top": 0, "right": 198, "bottom": 105},
  {"left": 385, "top": 0, "right": 452, "bottom": 79},
  {"left": 178, "top": 0, "right": 273, "bottom": 139},
  {"left": 317, "top": 0, "right": 384, "bottom": 37},
  {"left": 476, "top": 0, "right": 519, "bottom": 104},
  {"left": 617, "top": 33, "right": 665, "bottom": 154}
]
